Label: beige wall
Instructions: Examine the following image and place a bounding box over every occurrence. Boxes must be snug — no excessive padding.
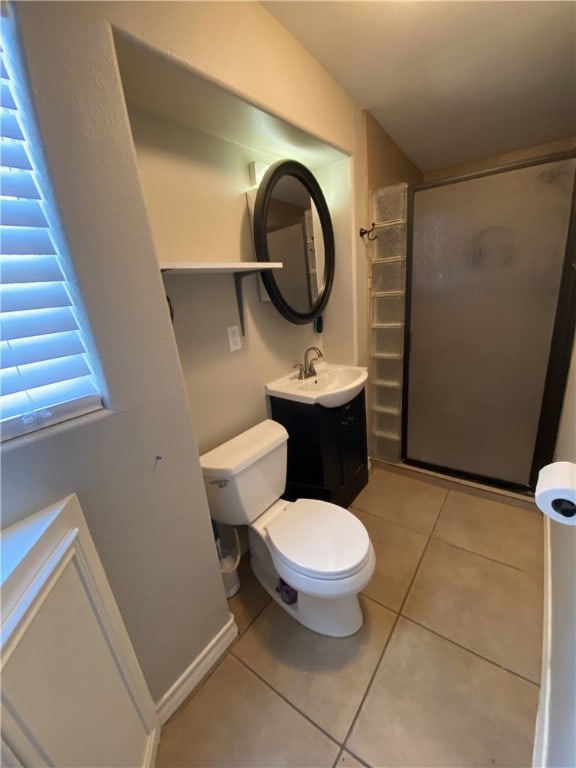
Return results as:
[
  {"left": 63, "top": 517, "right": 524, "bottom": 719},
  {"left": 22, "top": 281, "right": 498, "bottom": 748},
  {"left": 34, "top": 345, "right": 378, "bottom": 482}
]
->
[
  {"left": 364, "top": 111, "right": 423, "bottom": 194},
  {"left": 358, "top": 111, "right": 423, "bottom": 366},
  {"left": 1, "top": 0, "right": 367, "bottom": 703},
  {"left": 128, "top": 108, "right": 349, "bottom": 453},
  {"left": 130, "top": 108, "right": 410, "bottom": 456}
]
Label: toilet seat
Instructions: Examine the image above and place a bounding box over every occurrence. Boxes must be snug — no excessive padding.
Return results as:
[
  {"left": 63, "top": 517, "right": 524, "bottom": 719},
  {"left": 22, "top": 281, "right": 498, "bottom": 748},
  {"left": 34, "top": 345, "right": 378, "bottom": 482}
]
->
[{"left": 264, "top": 498, "right": 371, "bottom": 581}]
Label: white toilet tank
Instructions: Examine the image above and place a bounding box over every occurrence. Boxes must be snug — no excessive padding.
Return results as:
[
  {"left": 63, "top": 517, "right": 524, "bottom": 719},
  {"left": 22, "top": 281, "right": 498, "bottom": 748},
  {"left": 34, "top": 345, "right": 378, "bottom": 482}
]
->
[{"left": 199, "top": 420, "right": 288, "bottom": 526}]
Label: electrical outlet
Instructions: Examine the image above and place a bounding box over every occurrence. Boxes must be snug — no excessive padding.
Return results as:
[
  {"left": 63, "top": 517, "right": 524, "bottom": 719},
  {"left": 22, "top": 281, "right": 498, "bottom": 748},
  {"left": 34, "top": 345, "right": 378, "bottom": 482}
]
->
[{"left": 227, "top": 325, "right": 242, "bottom": 352}]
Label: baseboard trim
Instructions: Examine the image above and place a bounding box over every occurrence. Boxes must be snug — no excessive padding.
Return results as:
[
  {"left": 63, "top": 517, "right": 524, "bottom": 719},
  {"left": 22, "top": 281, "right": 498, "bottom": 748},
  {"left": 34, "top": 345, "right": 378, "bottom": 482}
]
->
[
  {"left": 143, "top": 728, "right": 161, "bottom": 768},
  {"left": 155, "top": 614, "right": 238, "bottom": 725}
]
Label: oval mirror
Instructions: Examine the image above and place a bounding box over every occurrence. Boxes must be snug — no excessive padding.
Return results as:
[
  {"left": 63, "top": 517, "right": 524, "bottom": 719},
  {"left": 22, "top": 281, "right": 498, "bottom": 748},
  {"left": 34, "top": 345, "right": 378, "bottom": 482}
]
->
[{"left": 254, "top": 160, "right": 335, "bottom": 324}]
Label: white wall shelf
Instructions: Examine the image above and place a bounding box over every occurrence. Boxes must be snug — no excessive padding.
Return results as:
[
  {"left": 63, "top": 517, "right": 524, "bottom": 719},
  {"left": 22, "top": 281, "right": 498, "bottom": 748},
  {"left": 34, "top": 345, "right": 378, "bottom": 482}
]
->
[
  {"left": 160, "top": 262, "right": 282, "bottom": 335},
  {"left": 160, "top": 261, "right": 282, "bottom": 274}
]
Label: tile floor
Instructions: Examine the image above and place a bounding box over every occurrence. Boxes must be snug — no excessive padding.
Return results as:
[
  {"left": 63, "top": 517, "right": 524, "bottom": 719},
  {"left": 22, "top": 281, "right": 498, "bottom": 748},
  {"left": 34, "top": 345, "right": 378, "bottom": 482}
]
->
[{"left": 156, "top": 467, "right": 543, "bottom": 767}]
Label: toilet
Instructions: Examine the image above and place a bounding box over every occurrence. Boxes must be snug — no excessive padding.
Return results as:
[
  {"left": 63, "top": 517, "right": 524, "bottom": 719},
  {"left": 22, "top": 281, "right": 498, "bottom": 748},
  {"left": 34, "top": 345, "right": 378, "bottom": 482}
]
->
[{"left": 200, "top": 419, "right": 375, "bottom": 637}]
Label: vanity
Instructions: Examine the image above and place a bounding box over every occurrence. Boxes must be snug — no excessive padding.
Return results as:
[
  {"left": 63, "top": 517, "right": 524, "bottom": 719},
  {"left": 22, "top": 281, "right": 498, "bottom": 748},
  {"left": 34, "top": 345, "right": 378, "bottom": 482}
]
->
[
  {"left": 266, "top": 362, "right": 369, "bottom": 508},
  {"left": 269, "top": 390, "right": 368, "bottom": 508}
]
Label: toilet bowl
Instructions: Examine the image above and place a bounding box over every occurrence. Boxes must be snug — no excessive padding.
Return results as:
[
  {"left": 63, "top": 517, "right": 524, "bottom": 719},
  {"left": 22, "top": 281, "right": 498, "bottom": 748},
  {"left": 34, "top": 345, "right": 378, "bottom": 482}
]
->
[{"left": 200, "top": 420, "right": 375, "bottom": 637}]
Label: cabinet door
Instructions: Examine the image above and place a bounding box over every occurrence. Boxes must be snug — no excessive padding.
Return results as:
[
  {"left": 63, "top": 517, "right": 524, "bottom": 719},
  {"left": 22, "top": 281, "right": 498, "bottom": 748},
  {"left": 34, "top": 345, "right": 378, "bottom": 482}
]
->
[
  {"left": 270, "top": 397, "right": 325, "bottom": 493},
  {"left": 319, "top": 401, "right": 346, "bottom": 503},
  {"left": 270, "top": 393, "right": 368, "bottom": 507},
  {"left": 345, "top": 392, "right": 370, "bottom": 498},
  {"left": 334, "top": 392, "right": 369, "bottom": 507}
]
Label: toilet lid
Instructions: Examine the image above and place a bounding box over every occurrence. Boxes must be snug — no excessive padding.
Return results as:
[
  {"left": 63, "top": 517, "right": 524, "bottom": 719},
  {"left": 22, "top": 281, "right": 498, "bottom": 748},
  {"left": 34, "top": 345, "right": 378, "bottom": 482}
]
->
[{"left": 264, "top": 499, "right": 371, "bottom": 580}]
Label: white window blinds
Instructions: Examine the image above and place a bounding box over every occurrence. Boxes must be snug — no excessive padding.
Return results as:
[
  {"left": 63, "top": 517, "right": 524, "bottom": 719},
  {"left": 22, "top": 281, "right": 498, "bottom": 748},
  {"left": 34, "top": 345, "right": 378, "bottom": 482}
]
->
[{"left": 1, "top": 41, "right": 103, "bottom": 441}]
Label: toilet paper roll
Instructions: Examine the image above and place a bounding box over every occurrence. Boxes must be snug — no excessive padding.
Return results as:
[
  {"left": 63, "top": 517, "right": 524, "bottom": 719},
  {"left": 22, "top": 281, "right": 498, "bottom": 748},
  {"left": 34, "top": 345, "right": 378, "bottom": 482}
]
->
[{"left": 535, "top": 461, "right": 576, "bottom": 526}]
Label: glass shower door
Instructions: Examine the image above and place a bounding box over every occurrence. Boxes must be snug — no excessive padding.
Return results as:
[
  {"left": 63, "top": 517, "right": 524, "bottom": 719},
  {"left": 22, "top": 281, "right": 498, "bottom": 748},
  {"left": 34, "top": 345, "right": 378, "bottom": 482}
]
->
[{"left": 406, "top": 158, "right": 575, "bottom": 487}]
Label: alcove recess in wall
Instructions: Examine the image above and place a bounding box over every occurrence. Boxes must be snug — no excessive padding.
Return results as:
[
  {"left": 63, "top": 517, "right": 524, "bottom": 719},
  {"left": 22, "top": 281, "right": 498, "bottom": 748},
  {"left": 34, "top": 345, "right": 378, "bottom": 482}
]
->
[{"left": 113, "top": 32, "right": 348, "bottom": 334}]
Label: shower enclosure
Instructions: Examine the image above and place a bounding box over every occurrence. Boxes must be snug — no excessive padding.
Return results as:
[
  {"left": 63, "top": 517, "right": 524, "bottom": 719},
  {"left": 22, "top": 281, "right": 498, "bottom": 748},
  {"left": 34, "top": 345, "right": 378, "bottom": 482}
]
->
[{"left": 368, "top": 154, "right": 576, "bottom": 490}]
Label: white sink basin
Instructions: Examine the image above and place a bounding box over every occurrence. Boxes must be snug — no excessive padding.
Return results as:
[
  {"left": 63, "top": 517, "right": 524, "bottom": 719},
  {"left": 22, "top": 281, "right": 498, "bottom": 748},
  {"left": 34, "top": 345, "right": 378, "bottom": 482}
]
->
[{"left": 266, "top": 362, "right": 368, "bottom": 408}]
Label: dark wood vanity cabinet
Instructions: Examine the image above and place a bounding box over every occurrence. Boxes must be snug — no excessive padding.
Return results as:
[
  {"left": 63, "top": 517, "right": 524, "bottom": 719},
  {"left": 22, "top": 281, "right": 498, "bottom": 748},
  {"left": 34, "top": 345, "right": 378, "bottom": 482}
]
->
[{"left": 269, "top": 389, "right": 369, "bottom": 508}]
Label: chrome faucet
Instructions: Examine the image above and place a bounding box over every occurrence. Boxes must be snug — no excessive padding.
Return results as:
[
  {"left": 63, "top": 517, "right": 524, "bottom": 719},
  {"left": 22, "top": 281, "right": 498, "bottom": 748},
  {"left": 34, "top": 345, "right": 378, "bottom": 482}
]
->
[{"left": 295, "top": 346, "right": 324, "bottom": 379}]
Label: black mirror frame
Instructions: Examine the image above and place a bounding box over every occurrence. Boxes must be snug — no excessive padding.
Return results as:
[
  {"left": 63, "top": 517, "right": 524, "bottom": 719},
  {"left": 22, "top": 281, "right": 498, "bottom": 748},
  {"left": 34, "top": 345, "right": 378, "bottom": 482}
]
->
[{"left": 254, "top": 160, "right": 335, "bottom": 325}]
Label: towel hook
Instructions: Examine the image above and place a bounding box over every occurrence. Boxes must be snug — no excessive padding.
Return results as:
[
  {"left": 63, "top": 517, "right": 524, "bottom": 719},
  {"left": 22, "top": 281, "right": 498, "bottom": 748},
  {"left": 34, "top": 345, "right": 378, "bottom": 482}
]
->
[{"left": 359, "top": 222, "right": 378, "bottom": 241}]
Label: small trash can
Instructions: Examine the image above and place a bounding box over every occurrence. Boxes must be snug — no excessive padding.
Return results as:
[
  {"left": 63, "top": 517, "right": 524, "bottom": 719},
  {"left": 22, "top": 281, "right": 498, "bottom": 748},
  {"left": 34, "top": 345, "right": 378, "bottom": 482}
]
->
[
  {"left": 212, "top": 519, "right": 241, "bottom": 599},
  {"left": 220, "top": 554, "right": 241, "bottom": 598}
]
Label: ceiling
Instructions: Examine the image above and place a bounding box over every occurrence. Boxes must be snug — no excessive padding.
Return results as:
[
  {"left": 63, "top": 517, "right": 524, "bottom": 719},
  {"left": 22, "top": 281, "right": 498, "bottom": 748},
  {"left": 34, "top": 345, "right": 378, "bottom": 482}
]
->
[{"left": 262, "top": 1, "right": 576, "bottom": 172}]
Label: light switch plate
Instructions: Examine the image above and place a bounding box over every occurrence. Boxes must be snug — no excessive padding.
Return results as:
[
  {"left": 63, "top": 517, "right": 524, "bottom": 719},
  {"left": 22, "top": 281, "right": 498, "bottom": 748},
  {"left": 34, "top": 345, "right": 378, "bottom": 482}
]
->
[{"left": 227, "top": 325, "right": 242, "bottom": 352}]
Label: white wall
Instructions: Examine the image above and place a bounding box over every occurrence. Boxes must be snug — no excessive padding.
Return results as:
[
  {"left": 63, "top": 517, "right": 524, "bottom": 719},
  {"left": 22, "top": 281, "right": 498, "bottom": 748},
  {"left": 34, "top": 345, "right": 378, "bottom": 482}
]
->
[{"left": 1, "top": 0, "right": 366, "bottom": 704}]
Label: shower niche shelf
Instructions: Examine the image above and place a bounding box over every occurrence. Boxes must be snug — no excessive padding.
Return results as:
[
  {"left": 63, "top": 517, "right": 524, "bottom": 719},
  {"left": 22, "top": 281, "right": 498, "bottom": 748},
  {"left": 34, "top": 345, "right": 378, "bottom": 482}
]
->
[{"left": 160, "top": 261, "right": 282, "bottom": 335}]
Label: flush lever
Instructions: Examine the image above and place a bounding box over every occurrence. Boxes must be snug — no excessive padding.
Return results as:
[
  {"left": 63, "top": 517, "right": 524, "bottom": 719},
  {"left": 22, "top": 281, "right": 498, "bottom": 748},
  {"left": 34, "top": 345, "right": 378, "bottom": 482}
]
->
[{"left": 209, "top": 479, "right": 229, "bottom": 488}]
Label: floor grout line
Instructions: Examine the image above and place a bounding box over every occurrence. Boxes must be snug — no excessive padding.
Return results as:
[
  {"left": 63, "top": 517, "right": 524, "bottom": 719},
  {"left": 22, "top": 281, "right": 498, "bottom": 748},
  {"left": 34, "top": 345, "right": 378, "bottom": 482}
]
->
[
  {"left": 337, "top": 493, "right": 448, "bottom": 759},
  {"left": 233, "top": 596, "right": 271, "bottom": 639},
  {"left": 391, "top": 492, "right": 444, "bottom": 617},
  {"left": 230, "top": 652, "right": 344, "bottom": 751},
  {"left": 392, "top": 492, "right": 543, "bottom": 688},
  {"left": 428, "top": 489, "right": 451, "bottom": 540},
  {"left": 353, "top": 501, "right": 540, "bottom": 577},
  {"left": 396, "top": 492, "right": 541, "bottom": 685},
  {"left": 349, "top": 503, "right": 439, "bottom": 538},
  {"left": 231, "top": 592, "right": 398, "bottom": 768},
  {"left": 372, "top": 460, "right": 536, "bottom": 505},
  {"left": 399, "top": 615, "right": 541, "bottom": 688},
  {"left": 336, "top": 745, "right": 372, "bottom": 768},
  {"left": 336, "top": 610, "right": 403, "bottom": 758},
  {"left": 359, "top": 590, "right": 401, "bottom": 616},
  {"left": 331, "top": 746, "right": 345, "bottom": 768},
  {"left": 428, "top": 535, "right": 540, "bottom": 575}
]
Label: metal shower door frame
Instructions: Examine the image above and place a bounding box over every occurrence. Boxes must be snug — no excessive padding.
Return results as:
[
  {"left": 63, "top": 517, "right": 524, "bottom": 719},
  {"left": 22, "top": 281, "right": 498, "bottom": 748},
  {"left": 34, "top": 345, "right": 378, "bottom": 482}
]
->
[{"left": 401, "top": 150, "right": 576, "bottom": 492}]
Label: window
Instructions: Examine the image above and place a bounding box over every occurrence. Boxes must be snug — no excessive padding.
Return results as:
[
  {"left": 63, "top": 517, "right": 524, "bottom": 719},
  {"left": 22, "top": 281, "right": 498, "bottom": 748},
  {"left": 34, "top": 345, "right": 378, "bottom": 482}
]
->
[{"left": 1, "top": 35, "right": 103, "bottom": 441}]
